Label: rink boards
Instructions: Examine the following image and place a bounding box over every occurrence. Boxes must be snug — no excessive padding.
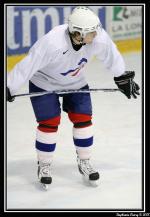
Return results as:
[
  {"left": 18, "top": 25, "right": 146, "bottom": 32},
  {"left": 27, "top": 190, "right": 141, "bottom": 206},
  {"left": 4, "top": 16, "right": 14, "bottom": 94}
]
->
[{"left": 6, "top": 5, "right": 142, "bottom": 72}]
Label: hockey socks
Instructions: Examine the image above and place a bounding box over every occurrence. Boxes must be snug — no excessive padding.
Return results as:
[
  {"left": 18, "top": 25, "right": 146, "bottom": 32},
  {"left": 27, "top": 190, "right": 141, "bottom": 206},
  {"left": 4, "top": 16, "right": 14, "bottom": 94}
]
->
[{"left": 73, "top": 125, "right": 93, "bottom": 159}]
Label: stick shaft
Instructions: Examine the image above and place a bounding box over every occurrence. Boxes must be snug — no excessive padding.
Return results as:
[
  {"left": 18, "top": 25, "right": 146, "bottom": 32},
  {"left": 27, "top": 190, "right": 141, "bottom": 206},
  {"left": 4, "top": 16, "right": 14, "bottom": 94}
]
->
[{"left": 13, "top": 88, "right": 120, "bottom": 98}]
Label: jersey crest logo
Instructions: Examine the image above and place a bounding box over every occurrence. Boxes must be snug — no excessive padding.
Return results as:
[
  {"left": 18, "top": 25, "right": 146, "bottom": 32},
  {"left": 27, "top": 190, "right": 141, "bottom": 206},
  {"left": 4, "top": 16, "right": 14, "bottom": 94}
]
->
[{"left": 61, "top": 58, "right": 88, "bottom": 76}]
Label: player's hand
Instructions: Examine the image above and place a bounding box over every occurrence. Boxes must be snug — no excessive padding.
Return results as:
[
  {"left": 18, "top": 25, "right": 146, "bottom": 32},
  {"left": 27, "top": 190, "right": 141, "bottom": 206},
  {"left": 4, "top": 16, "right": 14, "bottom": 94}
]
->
[
  {"left": 114, "top": 71, "right": 140, "bottom": 99},
  {"left": 7, "top": 87, "right": 15, "bottom": 102}
]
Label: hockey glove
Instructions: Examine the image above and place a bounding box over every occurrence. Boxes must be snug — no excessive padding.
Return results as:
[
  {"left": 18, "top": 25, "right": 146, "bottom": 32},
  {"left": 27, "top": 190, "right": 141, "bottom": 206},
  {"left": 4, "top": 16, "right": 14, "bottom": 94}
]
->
[
  {"left": 7, "top": 87, "right": 15, "bottom": 102},
  {"left": 114, "top": 71, "right": 140, "bottom": 99}
]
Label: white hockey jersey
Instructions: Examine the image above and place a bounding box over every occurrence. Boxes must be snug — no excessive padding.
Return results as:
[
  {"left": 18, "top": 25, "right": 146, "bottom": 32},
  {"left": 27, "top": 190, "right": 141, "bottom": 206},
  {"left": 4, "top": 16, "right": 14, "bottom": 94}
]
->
[{"left": 7, "top": 24, "right": 125, "bottom": 95}]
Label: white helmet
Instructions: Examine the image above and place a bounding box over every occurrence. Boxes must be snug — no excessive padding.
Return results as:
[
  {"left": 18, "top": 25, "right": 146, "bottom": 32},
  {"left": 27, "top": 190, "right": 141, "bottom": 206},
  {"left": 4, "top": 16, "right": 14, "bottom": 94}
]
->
[{"left": 68, "top": 6, "right": 102, "bottom": 38}]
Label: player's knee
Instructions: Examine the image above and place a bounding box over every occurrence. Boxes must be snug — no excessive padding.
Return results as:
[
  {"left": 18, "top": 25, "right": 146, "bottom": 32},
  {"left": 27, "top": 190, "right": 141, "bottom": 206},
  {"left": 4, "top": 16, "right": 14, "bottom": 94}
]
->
[
  {"left": 37, "top": 116, "right": 61, "bottom": 132},
  {"left": 68, "top": 112, "right": 92, "bottom": 128}
]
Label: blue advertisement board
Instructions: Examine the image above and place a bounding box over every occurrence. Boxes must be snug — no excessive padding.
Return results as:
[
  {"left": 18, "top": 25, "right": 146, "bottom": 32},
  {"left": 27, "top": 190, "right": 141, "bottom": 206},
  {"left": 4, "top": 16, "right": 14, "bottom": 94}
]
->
[{"left": 7, "top": 6, "right": 106, "bottom": 55}]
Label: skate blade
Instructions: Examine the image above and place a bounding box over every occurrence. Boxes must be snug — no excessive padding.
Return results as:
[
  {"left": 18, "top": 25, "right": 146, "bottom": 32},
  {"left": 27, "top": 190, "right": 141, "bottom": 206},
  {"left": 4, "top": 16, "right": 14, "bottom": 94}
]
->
[
  {"left": 41, "top": 183, "right": 49, "bottom": 190},
  {"left": 82, "top": 176, "right": 100, "bottom": 187},
  {"left": 89, "top": 180, "right": 99, "bottom": 187}
]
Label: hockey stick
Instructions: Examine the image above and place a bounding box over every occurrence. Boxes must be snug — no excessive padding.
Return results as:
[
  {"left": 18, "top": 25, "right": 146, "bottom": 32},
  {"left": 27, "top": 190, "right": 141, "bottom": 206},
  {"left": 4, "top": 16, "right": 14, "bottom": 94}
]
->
[{"left": 13, "top": 88, "right": 120, "bottom": 98}]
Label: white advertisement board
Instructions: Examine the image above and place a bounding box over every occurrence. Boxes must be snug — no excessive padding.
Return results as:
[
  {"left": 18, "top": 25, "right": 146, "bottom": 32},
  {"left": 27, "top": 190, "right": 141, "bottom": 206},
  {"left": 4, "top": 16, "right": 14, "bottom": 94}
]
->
[{"left": 106, "top": 6, "right": 142, "bottom": 41}]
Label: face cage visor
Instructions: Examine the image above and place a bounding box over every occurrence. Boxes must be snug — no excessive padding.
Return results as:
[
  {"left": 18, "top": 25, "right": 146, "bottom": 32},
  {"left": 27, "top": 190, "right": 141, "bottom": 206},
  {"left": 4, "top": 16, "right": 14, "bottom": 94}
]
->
[{"left": 70, "top": 23, "right": 102, "bottom": 39}]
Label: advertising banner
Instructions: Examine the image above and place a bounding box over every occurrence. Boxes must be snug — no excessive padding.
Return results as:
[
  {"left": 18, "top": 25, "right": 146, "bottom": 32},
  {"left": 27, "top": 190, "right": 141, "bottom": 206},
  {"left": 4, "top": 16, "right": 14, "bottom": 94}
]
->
[
  {"left": 7, "top": 6, "right": 105, "bottom": 56},
  {"left": 106, "top": 6, "right": 142, "bottom": 41}
]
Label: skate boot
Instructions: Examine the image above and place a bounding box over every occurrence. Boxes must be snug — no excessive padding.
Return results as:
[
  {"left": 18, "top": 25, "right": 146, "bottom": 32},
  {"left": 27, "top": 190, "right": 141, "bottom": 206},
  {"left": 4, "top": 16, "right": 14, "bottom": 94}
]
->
[
  {"left": 77, "top": 156, "right": 100, "bottom": 186},
  {"left": 37, "top": 161, "right": 52, "bottom": 190}
]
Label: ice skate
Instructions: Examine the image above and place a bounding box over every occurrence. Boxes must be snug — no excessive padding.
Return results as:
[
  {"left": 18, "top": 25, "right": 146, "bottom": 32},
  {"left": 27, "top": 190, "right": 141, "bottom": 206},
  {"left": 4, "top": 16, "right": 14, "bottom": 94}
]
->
[
  {"left": 37, "top": 161, "right": 52, "bottom": 190},
  {"left": 77, "top": 156, "right": 100, "bottom": 186}
]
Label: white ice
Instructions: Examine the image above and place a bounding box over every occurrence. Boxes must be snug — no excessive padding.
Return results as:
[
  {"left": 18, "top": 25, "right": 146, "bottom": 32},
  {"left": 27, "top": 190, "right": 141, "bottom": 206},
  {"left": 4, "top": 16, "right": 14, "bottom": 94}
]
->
[{"left": 6, "top": 52, "right": 142, "bottom": 210}]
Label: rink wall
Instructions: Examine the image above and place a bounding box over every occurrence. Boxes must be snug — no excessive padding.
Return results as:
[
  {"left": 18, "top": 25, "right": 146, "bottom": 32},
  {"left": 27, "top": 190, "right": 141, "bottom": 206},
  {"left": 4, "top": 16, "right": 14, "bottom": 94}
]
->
[
  {"left": 106, "top": 6, "right": 142, "bottom": 54},
  {"left": 6, "top": 5, "right": 142, "bottom": 72}
]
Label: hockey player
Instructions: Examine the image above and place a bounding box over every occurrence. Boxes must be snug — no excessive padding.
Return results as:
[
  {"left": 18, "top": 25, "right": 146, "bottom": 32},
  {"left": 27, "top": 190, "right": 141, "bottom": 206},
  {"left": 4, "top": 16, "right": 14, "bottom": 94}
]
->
[{"left": 7, "top": 6, "right": 140, "bottom": 189}]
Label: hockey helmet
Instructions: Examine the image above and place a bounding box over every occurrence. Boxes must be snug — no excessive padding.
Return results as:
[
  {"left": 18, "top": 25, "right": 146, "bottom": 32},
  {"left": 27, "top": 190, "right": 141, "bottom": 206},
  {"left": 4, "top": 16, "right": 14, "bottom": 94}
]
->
[{"left": 68, "top": 6, "right": 102, "bottom": 38}]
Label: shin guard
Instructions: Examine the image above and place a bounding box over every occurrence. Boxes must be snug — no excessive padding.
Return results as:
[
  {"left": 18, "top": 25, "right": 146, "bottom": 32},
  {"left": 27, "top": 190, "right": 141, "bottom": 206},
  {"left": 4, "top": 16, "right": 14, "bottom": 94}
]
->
[
  {"left": 68, "top": 112, "right": 93, "bottom": 159},
  {"left": 36, "top": 116, "right": 60, "bottom": 163}
]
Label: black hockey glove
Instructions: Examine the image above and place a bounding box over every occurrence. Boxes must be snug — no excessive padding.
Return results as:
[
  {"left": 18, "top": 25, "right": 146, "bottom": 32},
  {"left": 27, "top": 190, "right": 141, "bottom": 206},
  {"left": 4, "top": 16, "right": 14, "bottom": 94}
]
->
[
  {"left": 114, "top": 71, "right": 140, "bottom": 99},
  {"left": 7, "top": 87, "right": 15, "bottom": 102}
]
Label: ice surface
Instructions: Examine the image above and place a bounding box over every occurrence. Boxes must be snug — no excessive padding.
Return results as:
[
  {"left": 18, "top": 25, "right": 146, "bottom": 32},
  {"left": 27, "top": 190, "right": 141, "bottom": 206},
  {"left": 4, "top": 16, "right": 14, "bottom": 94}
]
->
[{"left": 6, "top": 52, "right": 142, "bottom": 210}]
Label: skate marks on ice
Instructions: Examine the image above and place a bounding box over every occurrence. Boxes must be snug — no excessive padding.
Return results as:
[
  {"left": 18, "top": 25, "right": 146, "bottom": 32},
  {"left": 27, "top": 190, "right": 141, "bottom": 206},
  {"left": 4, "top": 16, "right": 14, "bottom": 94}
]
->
[
  {"left": 7, "top": 158, "right": 141, "bottom": 209},
  {"left": 7, "top": 159, "right": 102, "bottom": 209},
  {"left": 7, "top": 158, "right": 100, "bottom": 190}
]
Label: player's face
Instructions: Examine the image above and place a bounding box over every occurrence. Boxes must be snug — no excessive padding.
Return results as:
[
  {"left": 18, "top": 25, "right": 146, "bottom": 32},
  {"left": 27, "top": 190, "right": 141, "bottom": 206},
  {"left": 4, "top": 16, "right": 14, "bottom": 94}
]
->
[{"left": 83, "top": 31, "right": 97, "bottom": 44}]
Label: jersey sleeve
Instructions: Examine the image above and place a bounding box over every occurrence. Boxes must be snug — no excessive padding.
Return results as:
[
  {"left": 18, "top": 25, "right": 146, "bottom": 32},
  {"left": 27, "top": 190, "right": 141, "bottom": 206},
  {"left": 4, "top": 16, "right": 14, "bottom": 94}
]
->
[
  {"left": 7, "top": 37, "right": 57, "bottom": 95},
  {"left": 94, "top": 29, "right": 125, "bottom": 77}
]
